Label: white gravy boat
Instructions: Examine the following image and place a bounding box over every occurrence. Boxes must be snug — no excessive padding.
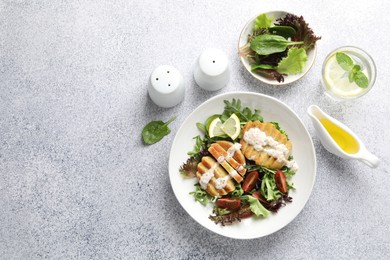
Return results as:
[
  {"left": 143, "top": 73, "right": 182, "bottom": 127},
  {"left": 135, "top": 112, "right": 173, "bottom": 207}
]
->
[{"left": 307, "top": 105, "right": 380, "bottom": 168}]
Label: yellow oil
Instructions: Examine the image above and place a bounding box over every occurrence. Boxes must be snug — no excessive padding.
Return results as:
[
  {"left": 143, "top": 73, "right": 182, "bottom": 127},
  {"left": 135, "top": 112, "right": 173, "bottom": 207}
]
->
[{"left": 320, "top": 118, "right": 359, "bottom": 154}]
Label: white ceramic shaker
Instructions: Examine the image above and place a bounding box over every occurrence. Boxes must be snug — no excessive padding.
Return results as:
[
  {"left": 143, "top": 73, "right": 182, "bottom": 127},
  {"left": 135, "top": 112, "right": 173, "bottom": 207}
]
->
[
  {"left": 194, "top": 48, "right": 230, "bottom": 91},
  {"left": 148, "top": 65, "right": 185, "bottom": 108}
]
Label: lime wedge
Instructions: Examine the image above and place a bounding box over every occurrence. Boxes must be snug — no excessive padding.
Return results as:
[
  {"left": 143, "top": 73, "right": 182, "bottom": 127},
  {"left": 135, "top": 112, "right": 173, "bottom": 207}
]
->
[{"left": 221, "top": 113, "right": 241, "bottom": 140}]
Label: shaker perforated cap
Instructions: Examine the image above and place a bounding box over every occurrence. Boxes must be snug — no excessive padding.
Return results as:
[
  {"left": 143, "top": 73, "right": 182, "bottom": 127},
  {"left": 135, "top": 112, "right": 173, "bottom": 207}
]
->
[{"left": 148, "top": 65, "right": 185, "bottom": 108}]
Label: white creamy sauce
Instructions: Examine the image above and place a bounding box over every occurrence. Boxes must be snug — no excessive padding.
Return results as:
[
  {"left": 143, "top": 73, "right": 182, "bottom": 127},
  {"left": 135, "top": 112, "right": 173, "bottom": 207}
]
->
[
  {"left": 225, "top": 142, "right": 242, "bottom": 161},
  {"left": 236, "top": 165, "right": 245, "bottom": 172},
  {"left": 200, "top": 142, "right": 244, "bottom": 190},
  {"left": 215, "top": 176, "right": 230, "bottom": 190},
  {"left": 244, "top": 128, "right": 299, "bottom": 171},
  {"left": 217, "top": 156, "right": 225, "bottom": 164},
  {"left": 199, "top": 163, "right": 217, "bottom": 189},
  {"left": 229, "top": 170, "right": 239, "bottom": 179}
]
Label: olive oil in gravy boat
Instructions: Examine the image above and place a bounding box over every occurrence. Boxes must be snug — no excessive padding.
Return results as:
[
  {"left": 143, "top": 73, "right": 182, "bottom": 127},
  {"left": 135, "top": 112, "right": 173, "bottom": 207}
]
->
[{"left": 307, "top": 105, "right": 380, "bottom": 168}]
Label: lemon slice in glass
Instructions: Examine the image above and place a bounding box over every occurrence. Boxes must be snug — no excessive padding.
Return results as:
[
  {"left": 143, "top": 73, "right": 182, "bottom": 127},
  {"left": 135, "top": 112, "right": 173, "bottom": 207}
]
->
[
  {"left": 208, "top": 118, "right": 225, "bottom": 138},
  {"left": 221, "top": 113, "right": 241, "bottom": 140},
  {"left": 323, "top": 55, "right": 366, "bottom": 96}
]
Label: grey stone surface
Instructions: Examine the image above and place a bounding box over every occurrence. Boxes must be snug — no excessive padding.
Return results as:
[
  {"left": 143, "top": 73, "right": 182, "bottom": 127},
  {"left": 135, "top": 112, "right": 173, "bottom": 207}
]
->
[{"left": 1, "top": 0, "right": 389, "bottom": 259}]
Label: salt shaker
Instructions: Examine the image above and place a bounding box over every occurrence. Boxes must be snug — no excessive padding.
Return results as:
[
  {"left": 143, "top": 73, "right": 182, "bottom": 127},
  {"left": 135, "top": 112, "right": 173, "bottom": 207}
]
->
[
  {"left": 148, "top": 65, "right": 185, "bottom": 108},
  {"left": 194, "top": 48, "right": 230, "bottom": 91}
]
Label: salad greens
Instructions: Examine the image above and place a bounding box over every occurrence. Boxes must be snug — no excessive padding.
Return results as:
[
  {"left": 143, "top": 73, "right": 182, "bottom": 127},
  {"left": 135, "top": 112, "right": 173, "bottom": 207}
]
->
[
  {"left": 276, "top": 47, "right": 308, "bottom": 75},
  {"left": 336, "top": 52, "right": 369, "bottom": 88},
  {"left": 189, "top": 184, "right": 216, "bottom": 206},
  {"left": 142, "top": 116, "right": 176, "bottom": 145},
  {"left": 221, "top": 99, "right": 263, "bottom": 123},
  {"left": 181, "top": 99, "right": 297, "bottom": 225},
  {"left": 250, "top": 34, "right": 303, "bottom": 56},
  {"left": 240, "top": 12, "right": 321, "bottom": 82},
  {"left": 254, "top": 13, "right": 273, "bottom": 29},
  {"left": 268, "top": 26, "right": 296, "bottom": 39},
  {"left": 241, "top": 195, "right": 270, "bottom": 217}
]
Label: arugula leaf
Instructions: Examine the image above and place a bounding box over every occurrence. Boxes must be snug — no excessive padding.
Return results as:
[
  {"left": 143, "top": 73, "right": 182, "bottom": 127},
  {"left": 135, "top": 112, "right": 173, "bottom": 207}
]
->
[
  {"left": 254, "top": 13, "right": 273, "bottom": 29},
  {"left": 270, "top": 121, "right": 288, "bottom": 139},
  {"left": 250, "top": 34, "right": 304, "bottom": 56},
  {"left": 241, "top": 195, "right": 270, "bottom": 217},
  {"left": 187, "top": 135, "right": 206, "bottom": 158},
  {"left": 336, "top": 52, "right": 354, "bottom": 71},
  {"left": 276, "top": 47, "right": 307, "bottom": 75},
  {"left": 142, "top": 116, "right": 176, "bottom": 144},
  {"left": 222, "top": 99, "right": 263, "bottom": 124}
]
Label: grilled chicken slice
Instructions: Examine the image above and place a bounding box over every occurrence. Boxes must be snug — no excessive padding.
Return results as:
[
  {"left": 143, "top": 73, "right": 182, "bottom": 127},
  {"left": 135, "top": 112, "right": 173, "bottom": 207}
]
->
[
  {"left": 196, "top": 156, "right": 235, "bottom": 197},
  {"left": 208, "top": 141, "right": 246, "bottom": 180},
  {"left": 240, "top": 121, "right": 292, "bottom": 169}
]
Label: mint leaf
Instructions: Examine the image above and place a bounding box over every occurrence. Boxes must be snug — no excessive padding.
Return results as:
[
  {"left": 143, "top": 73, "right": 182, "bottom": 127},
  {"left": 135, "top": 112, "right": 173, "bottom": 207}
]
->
[
  {"left": 349, "top": 64, "right": 360, "bottom": 82},
  {"left": 241, "top": 195, "right": 270, "bottom": 217},
  {"left": 336, "top": 52, "right": 354, "bottom": 71},
  {"left": 352, "top": 64, "right": 361, "bottom": 72},
  {"left": 348, "top": 71, "right": 354, "bottom": 83},
  {"left": 254, "top": 13, "right": 273, "bottom": 29},
  {"left": 336, "top": 53, "right": 370, "bottom": 89},
  {"left": 354, "top": 71, "right": 369, "bottom": 88},
  {"left": 276, "top": 47, "right": 307, "bottom": 75}
]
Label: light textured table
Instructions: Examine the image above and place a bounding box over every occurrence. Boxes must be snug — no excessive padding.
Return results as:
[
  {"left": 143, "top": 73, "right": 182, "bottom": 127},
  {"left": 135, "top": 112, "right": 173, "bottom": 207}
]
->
[{"left": 1, "top": 0, "right": 389, "bottom": 259}]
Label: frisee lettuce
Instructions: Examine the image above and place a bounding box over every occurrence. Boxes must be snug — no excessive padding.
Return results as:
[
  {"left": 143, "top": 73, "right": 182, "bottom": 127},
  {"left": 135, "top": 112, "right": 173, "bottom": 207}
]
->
[
  {"left": 230, "top": 183, "right": 244, "bottom": 197},
  {"left": 189, "top": 184, "right": 216, "bottom": 206}
]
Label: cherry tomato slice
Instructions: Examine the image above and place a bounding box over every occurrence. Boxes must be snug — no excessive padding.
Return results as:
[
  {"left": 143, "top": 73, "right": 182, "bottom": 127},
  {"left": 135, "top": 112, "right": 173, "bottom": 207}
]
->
[
  {"left": 216, "top": 198, "right": 241, "bottom": 210},
  {"left": 242, "top": 170, "right": 259, "bottom": 193},
  {"left": 274, "top": 170, "right": 287, "bottom": 193}
]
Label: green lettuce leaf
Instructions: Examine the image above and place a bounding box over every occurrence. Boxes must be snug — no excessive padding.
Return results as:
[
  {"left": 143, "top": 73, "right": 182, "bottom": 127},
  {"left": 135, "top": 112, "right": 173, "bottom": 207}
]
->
[
  {"left": 241, "top": 195, "right": 270, "bottom": 217},
  {"left": 254, "top": 13, "right": 273, "bottom": 29},
  {"left": 260, "top": 172, "right": 282, "bottom": 201},
  {"left": 276, "top": 47, "right": 307, "bottom": 74},
  {"left": 189, "top": 184, "right": 216, "bottom": 205}
]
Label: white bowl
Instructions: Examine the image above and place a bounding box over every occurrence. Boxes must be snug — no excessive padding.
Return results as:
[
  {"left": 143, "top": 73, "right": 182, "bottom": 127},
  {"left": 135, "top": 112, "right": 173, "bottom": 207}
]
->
[
  {"left": 238, "top": 11, "right": 317, "bottom": 86},
  {"left": 169, "top": 91, "right": 317, "bottom": 239}
]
